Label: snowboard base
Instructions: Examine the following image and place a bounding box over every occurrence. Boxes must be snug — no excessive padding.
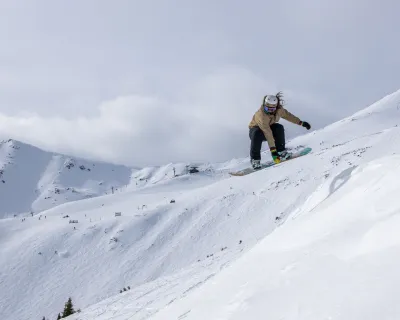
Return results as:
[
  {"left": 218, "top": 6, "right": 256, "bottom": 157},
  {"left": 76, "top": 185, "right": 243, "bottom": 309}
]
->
[{"left": 229, "top": 147, "right": 312, "bottom": 176}]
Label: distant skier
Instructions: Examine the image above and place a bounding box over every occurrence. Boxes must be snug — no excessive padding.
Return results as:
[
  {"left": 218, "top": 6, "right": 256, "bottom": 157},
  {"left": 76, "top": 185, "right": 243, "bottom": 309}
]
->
[{"left": 249, "top": 92, "right": 311, "bottom": 169}]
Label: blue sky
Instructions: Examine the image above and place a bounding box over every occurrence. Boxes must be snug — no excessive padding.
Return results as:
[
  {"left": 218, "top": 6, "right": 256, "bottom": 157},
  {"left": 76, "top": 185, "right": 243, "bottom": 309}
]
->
[{"left": 0, "top": 0, "right": 399, "bottom": 166}]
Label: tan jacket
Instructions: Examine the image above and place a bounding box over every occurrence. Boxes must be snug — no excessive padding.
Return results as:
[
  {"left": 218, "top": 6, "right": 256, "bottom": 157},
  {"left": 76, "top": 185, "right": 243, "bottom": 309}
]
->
[{"left": 249, "top": 106, "right": 302, "bottom": 149}]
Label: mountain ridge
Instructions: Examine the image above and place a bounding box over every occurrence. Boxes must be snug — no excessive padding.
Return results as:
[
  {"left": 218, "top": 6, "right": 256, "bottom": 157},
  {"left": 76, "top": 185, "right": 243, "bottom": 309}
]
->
[{"left": 0, "top": 138, "right": 132, "bottom": 218}]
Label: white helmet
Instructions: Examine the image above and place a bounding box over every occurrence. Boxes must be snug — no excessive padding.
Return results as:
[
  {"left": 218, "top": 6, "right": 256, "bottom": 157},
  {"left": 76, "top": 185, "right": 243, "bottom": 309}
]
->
[{"left": 263, "top": 95, "right": 278, "bottom": 107}]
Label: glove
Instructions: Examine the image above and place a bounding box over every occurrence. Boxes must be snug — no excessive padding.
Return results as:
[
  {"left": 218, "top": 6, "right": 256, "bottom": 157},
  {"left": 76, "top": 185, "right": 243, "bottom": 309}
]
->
[
  {"left": 270, "top": 147, "right": 281, "bottom": 164},
  {"left": 301, "top": 121, "right": 311, "bottom": 130}
]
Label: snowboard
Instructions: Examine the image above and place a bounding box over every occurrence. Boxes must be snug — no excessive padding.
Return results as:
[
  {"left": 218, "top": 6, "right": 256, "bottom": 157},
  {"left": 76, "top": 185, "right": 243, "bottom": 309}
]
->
[{"left": 229, "top": 147, "right": 312, "bottom": 176}]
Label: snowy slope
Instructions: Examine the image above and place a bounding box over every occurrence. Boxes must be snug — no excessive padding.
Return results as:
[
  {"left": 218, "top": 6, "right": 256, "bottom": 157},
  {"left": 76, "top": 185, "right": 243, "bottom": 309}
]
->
[
  {"left": 1, "top": 90, "right": 400, "bottom": 320},
  {"left": 148, "top": 90, "right": 400, "bottom": 320},
  {"left": 152, "top": 156, "right": 400, "bottom": 320},
  {"left": 0, "top": 139, "right": 132, "bottom": 218}
]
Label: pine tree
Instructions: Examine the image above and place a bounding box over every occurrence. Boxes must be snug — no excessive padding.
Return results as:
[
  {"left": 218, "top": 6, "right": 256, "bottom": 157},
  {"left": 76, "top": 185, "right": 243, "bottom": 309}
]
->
[
  {"left": 62, "top": 297, "right": 75, "bottom": 318},
  {"left": 57, "top": 314, "right": 61, "bottom": 320}
]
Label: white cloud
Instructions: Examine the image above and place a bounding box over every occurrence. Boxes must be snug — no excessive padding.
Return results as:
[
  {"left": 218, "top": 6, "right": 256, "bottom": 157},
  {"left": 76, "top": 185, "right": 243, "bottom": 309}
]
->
[
  {"left": 0, "top": 66, "right": 320, "bottom": 166},
  {"left": 0, "top": 1, "right": 399, "bottom": 166}
]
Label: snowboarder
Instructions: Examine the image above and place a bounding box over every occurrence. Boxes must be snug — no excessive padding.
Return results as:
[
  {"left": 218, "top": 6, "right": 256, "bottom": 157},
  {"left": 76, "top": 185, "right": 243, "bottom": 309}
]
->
[{"left": 249, "top": 92, "right": 311, "bottom": 169}]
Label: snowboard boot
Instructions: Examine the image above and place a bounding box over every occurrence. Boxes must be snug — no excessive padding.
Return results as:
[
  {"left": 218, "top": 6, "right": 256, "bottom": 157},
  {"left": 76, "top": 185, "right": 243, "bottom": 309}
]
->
[
  {"left": 251, "top": 159, "right": 262, "bottom": 170},
  {"left": 278, "top": 150, "right": 292, "bottom": 161}
]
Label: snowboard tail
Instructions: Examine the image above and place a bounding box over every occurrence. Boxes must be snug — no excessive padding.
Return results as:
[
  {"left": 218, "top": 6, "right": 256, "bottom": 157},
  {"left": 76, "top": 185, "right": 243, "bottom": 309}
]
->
[{"left": 230, "top": 147, "right": 312, "bottom": 176}]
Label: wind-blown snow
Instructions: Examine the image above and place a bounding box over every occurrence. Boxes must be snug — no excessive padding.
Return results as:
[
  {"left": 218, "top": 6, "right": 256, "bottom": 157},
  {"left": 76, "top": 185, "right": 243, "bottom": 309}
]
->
[{"left": 1, "top": 90, "right": 400, "bottom": 320}]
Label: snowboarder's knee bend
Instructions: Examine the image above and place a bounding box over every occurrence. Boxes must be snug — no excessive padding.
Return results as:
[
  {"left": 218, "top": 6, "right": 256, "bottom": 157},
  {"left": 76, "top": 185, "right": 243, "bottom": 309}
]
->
[
  {"left": 249, "top": 127, "right": 265, "bottom": 141},
  {"left": 270, "top": 123, "right": 284, "bottom": 133}
]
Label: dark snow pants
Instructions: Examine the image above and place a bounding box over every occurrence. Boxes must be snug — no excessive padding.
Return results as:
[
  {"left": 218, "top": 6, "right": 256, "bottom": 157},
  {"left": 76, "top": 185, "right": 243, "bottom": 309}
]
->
[{"left": 249, "top": 123, "right": 285, "bottom": 160}]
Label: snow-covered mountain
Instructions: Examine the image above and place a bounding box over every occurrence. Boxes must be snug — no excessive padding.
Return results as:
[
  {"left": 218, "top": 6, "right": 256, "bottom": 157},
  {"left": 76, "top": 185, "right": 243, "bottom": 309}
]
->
[
  {"left": 1, "top": 90, "right": 400, "bottom": 320},
  {"left": 0, "top": 139, "right": 211, "bottom": 220},
  {"left": 0, "top": 139, "right": 133, "bottom": 218}
]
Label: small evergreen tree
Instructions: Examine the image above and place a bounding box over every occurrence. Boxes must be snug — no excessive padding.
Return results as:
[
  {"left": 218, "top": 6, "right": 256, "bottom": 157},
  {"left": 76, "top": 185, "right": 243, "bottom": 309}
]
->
[
  {"left": 57, "top": 314, "right": 61, "bottom": 320},
  {"left": 62, "top": 297, "right": 75, "bottom": 318}
]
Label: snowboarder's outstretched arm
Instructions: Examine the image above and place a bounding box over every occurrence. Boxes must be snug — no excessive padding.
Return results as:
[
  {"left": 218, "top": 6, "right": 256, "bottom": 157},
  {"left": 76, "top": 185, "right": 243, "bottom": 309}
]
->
[
  {"left": 280, "top": 108, "right": 302, "bottom": 125},
  {"left": 280, "top": 108, "right": 312, "bottom": 130}
]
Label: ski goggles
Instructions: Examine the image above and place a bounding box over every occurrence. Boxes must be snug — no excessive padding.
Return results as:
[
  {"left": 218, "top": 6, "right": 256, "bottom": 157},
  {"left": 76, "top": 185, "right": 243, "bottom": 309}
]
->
[{"left": 264, "top": 105, "right": 277, "bottom": 113}]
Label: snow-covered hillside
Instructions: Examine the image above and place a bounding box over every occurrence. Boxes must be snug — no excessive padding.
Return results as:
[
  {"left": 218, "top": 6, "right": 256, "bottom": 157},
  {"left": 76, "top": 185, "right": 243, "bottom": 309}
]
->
[
  {"left": 1, "top": 90, "right": 400, "bottom": 320},
  {"left": 152, "top": 156, "right": 400, "bottom": 320},
  {"left": 0, "top": 139, "right": 132, "bottom": 218}
]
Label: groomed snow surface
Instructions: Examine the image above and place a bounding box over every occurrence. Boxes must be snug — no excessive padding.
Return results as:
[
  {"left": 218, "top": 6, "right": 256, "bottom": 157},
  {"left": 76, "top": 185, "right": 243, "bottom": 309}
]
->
[{"left": 1, "top": 90, "right": 400, "bottom": 320}]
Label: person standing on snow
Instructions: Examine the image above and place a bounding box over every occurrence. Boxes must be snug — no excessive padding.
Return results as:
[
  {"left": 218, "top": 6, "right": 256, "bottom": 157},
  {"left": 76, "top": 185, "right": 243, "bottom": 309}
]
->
[{"left": 248, "top": 92, "right": 311, "bottom": 169}]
